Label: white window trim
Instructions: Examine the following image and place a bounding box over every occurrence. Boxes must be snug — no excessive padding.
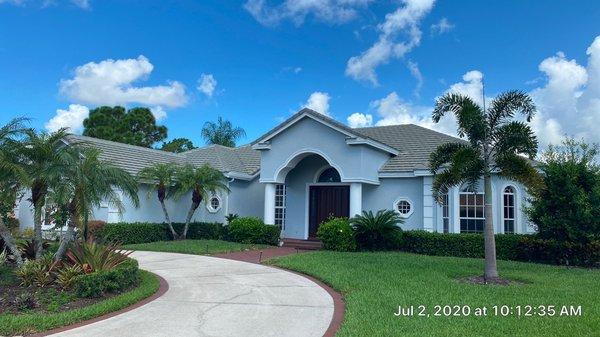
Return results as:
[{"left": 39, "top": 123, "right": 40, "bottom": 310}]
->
[
  {"left": 206, "top": 194, "right": 222, "bottom": 213},
  {"left": 274, "top": 184, "right": 287, "bottom": 229},
  {"left": 501, "top": 184, "right": 518, "bottom": 234},
  {"left": 393, "top": 197, "right": 414, "bottom": 218},
  {"left": 459, "top": 191, "right": 485, "bottom": 233}
]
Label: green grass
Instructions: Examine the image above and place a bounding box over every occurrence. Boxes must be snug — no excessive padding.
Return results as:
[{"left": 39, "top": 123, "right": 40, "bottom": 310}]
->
[
  {"left": 123, "top": 239, "right": 270, "bottom": 255},
  {"left": 269, "top": 251, "right": 600, "bottom": 337},
  {"left": 0, "top": 270, "right": 160, "bottom": 336}
]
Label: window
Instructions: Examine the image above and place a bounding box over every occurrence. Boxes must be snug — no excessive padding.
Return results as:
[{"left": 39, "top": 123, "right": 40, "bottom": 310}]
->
[
  {"left": 274, "top": 184, "right": 286, "bottom": 228},
  {"left": 317, "top": 167, "right": 341, "bottom": 183},
  {"left": 503, "top": 186, "right": 516, "bottom": 234},
  {"left": 442, "top": 193, "right": 450, "bottom": 233},
  {"left": 206, "top": 195, "right": 221, "bottom": 213},
  {"left": 393, "top": 198, "right": 413, "bottom": 218},
  {"left": 459, "top": 191, "right": 485, "bottom": 233}
]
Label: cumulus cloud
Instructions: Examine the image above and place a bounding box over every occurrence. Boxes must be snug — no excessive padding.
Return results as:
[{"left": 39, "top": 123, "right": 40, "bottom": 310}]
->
[
  {"left": 347, "top": 112, "right": 373, "bottom": 128},
  {"left": 2, "top": 0, "right": 90, "bottom": 7},
  {"left": 304, "top": 91, "right": 331, "bottom": 115},
  {"left": 59, "top": 55, "right": 187, "bottom": 120},
  {"left": 244, "top": 0, "right": 373, "bottom": 26},
  {"left": 197, "top": 73, "right": 217, "bottom": 98},
  {"left": 45, "top": 104, "right": 90, "bottom": 133},
  {"left": 430, "top": 17, "right": 453, "bottom": 35},
  {"left": 150, "top": 106, "right": 167, "bottom": 121},
  {"left": 345, "top": 0, "right": 435, "bottom": 85},
  {"left": 407, "top": 60, "right": 423, "bottom": 97}
]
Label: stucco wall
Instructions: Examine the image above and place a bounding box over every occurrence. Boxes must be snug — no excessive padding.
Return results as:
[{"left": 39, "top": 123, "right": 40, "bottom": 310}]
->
[{"left": 228, "top": 177, "right": 264, "bottom": 218}]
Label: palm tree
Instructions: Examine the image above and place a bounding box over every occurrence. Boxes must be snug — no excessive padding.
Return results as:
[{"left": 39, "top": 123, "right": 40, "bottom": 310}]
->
[
  {"left": 429, "top": 91, "right": 540, "bottom": 281},
  {"left": 22, "top": 128, "right": 70, "bottom": 258},
  {"left": 138, "top": 162, "right": 179, "bottom": 239},
  {"left": 201, "top": 117, "right": 246, "bottom": 147},
  {"left": 53, "top": 147, "right": 139, "bottom": 261},
  {"left": 0, "top": 118, "right": 30, "bottom": 266},
  {"left": 173, "top": 164, "right": 229, "bottom": 239}
]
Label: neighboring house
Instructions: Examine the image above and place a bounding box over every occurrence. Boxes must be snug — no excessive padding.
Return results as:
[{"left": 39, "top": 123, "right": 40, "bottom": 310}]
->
[{"left": 15, "top": 108, "right": 534, "bottom": 238}]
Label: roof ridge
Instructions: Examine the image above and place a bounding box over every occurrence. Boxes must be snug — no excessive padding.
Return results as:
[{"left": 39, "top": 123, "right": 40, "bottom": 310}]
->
[{"left": 66, "top": 134, "right": 186, "bottom": 159}]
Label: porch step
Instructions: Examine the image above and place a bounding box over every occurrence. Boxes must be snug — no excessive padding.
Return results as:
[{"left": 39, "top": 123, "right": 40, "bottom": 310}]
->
[{"left": 282, "top": 239, "right": 323, "bottom": 250}]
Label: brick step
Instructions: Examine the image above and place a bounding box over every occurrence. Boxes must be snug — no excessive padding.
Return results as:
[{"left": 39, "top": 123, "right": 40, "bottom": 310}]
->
[{"left": 282, "top": 239, "right": 322, "bottom": 250}]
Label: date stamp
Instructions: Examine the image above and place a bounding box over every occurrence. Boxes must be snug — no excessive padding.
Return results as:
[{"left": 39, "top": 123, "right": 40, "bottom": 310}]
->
[{"left": 394, "top": 305, "right": 583, "bottom": 317}]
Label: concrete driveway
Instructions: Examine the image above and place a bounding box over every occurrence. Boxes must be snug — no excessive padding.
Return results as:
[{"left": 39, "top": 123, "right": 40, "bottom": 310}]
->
[{"left": 49, "top": 251, "right": 334, "bottom": 337}]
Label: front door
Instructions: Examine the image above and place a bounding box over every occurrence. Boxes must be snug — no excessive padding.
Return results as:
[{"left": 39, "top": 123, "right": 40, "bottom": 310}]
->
[{"left": 308, "top": 185, "right": 350, "bottom": 238}]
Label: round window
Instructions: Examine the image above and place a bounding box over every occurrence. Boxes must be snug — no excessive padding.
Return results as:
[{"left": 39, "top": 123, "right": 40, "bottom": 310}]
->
[
  {"left": 393, "top": 198, "right": 413, "bottom": 218},
  {"left": 207, "top": 195, "right": 221, "bottom": 213}
]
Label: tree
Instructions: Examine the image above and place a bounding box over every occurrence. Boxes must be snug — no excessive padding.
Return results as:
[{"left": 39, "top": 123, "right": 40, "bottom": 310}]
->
[
  {"left": 201, "top": 117, "right": 246, "bottom": 147},
  {"left": 528, "top": 138, "right": 600, "bottom": 243},
  {"left": 0, "top": 118, "right": 29, "bottom": 266},
  {"left": 53, "top": 148, "right": 139, "bottom": 261},
  {"left": 160, "top": 138, "right": 196, "bottom": 153},
  {"left": 22, "top": 128, "right": 71, "bottom": 259},
  {"left": 173, "top": 164, "right": 229, "bottom": 239},
  {"left": 83, "top": 106, "right": 168, "bottom": 148},
  {"left": 138, "top": 163, "right": 180, "bottom": 239},
  {"left": 429, "top": 91, "right": 540, "bottom": 281}
]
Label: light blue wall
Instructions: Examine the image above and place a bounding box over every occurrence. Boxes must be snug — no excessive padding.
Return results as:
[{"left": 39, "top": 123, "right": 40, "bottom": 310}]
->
[
  {"left": 362, "top": 177, "right": 424, "bottom": 230},
  {"left": 228, "top": 177, "right": 264, "bottom": 218},
  {"left": 259, "top": 117, "right": 391, "bottom": 185}
]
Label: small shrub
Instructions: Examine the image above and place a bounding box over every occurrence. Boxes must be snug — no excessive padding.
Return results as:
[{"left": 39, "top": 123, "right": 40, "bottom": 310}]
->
[
  {"left": 87, "top": 220, "right": 107, "bottom": 238},
  {"left": 56, "top": 264, "right": 83, "bottom": 289},
  {"left": 14, "top": 254, "right": 59, "bottom": 287},
  {"left": 317, "top": 217, "right": 356, "bottom": 251},
  {"left": 351, "top": 210, "right": 403, "bottom": 251},
  {"left": 14, "top": 260, "right": 38, "bottom": 287},
  {"left": 228, "top": 217, "right": 279, "bottom": 245},
  {"left": 20, "top": 228, "right": 34, "bottom": 239},
  {"left": 18, "top": 239, "right": 50, "bottom": 259},
  {"left": 73, "top": 258, "right": 140, "bottom": 298},
  {"left": 13, "top": 293, "right": 38, "bottom": 311},
  {"left": 67, "top": 241, "right": 132, "bottom": 273},
  {"left": 225, "top": 213, "right": 239, "bottom": 225}
]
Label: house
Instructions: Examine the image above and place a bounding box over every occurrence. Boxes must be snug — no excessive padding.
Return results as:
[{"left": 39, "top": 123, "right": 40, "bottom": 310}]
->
[{"left": 15, "top": 108, "right": 534, "bottom": 238}]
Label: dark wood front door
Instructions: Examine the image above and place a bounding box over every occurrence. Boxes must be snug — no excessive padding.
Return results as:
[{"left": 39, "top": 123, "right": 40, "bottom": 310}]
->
[{"left": 309, "top": 185, "right": 350, "bottom": 238}]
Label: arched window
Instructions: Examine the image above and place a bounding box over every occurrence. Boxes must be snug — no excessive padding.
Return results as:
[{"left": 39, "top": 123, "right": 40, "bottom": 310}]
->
[
  {"left": 441, "top": 193, "right": 450, "bottom": 233},
  {"left": 317, "top": 167, "right": 341, "bottom": 183},
  {"left": 503, "top": 186, "right": 516, "bottom": 234}
]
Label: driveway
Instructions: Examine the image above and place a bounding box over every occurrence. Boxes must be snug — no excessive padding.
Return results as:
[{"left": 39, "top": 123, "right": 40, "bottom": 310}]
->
[{"left": 49, "top": 251, "right": 334, "bottom": 337}]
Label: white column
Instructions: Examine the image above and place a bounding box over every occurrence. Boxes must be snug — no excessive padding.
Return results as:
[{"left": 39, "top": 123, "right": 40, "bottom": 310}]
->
[
  {"left": 422, "top": 176, "right": 434, "bottom": 232},
  {"left": 452, "top": 186, "right": 460, "bottom": 233},
  {"left": 349, "top": 182, "right": 362, "bottom": 217},
  {"left": 263, "top": 183, "right": 276, "bottom": 225}
]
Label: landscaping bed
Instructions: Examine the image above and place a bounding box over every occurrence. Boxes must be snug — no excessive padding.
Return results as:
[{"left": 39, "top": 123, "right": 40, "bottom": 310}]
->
[{"left": 270, "top": 251, "right": 600, "bottom": 337}]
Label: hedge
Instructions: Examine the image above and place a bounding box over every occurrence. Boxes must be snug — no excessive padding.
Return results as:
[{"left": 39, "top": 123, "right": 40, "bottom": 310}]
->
[
  {"left": 399, "top": 231, "right": 600, "bottom": 267},
  {"left": 95, "top": 222, "right": 224, "bottom": 244},
  {"left": 227, "top": 217, "right": 280, "bottom": 245},
  {"left": 316, "top": 217, "right": 356, "bottom": 251},
  {"left": 73, "top": 258, "right": 140, "bottom": 298}
]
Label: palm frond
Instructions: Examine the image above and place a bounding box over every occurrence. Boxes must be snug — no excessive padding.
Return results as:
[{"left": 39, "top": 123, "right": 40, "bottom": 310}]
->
[
  {"left": 429, "top": 142, "right": 471, "bottom": 173},
  {"left": 492, "top": 121, "right": 538, "bottom": 159},
  {"left": 495, "top": 153, "right": 543, "bottom": 191},
  {"left": 487, "top": 90, "right": 536, "bottom": 128},
  {"left": 431, "top": 145, "right": 484, "bottom": 202},
  {"left": 432, "top": 93, "right": 486, "bottom": 144}
]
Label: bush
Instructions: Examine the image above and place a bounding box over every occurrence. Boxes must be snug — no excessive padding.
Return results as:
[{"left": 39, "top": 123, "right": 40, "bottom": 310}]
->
[
  {"left": 516, "top": 237, "right": 600, "bottom": 267},
  {"left": 171, "top": 222, "right": 224, "bottom": 240},
  {"left": 351, "top": 210, "right": 403, "bottom": 251},
  {"left": 73, "top": 258, "right": 140, "bottom": 298},
  {"left": 227, "top": 217, "right": 279, "bottom": 245},
  {"left": 317, "top": 217, "right": 356, "bottom": 251},
  {"left": 95, "top": 222, "right": 225, "bottom": 244}
]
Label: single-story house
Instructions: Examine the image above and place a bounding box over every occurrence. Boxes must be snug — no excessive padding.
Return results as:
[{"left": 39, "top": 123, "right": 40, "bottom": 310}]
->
[{"left": 15, "top": 108, "right": 534, "bottom": 238}]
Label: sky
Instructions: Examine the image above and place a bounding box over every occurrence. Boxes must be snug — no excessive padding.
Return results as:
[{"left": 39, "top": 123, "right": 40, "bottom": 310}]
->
[{"left": 1, "top": 0, "right": 599, "bottom": 149}]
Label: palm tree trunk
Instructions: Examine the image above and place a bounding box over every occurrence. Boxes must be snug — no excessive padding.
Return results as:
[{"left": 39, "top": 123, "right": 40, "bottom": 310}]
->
[
  {"left": 33, "top": 204, "right": 44, "bottom": 259},
  {"left": 160, "top": 200, "right": 178, "bottom": 240},
  {"left": 483, "top": 174, "right": 499, "bottom": 280},
  {"left": 0, "top": 217, "right": 23, "bottom": 266},
  {"left": 182, "top": 203, "right": 199, "bottom": 239},
  {"left": 54, "top": 214, "right": 77, "bottom": 262}
]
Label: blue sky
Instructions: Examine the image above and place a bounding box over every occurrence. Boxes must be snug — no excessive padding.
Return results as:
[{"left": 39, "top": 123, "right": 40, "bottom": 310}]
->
[{"left": 1, "top": 0, "right": 599, "bottom": 148}]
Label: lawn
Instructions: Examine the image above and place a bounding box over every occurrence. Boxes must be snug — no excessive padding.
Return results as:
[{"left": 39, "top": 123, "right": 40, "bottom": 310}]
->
[
  {"left": 123, "top": 239, "right": 270, "bottom": 255},
  {"left": 269, "top": 251, "right": 600, "bottom": 337},
  {"left": 0, "top": 270, "right": 160, "bottom": 336}
]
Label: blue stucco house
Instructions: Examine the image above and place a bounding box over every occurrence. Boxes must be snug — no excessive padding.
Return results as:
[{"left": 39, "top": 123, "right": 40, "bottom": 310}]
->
[{"left": 16, "top": 108, "right": 534, "bottom": 238}]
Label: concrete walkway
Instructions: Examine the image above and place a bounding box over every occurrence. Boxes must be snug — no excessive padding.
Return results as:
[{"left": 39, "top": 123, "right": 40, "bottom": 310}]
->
[{"left": 49, "top": 251, "right": 334, "bottom": 337}]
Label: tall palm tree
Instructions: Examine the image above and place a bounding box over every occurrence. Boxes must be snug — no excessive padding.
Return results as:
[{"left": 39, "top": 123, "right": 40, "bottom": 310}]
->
[
  {"left": 173, "top": 164, "right": 229, "bottom": 239},
  {"left": 201, "top": 117, "right": 246, "bottom": 147},
  {"left": 22, "top": 128, "right": 70, "bottom": 258},
  {"left": 0, "top": 118, "right": 30, "bottom": 266},
  {"left": 53, "top": 147, "right": 139, "bottom": 261},
  {"left": 429, "top": 91, "right": 540, "bottom": 281},
  {"left": 138, "top": 162, "right": 179, "bottom": 239}
]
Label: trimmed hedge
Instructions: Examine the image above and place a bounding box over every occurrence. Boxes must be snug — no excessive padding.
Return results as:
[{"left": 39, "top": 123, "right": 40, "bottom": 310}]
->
[
  {"left": 95, "top": 222, "right": 224, "bottom": 244},
  {"left": 227, "top": 217, "right": 280, "bottom": 245},
  {"left": 73, "top": 258, "right": 140, "bottom": 298},
  {"left": 400, "top": 231, "right": 600, "bottom": 267},
  {"left": 317, "top": 218, "right": 356, "bottom": 251}
]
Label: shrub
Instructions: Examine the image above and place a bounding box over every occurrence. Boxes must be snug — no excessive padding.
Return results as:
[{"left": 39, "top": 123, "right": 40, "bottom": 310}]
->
[
  {"left": 56, "top": 264, "right": 83, "bottom": 289},
  {"left": 17, "top": 239, "right": 50, "bottom": 259},
  {"left": 516, "top": 237, "right": 600, "bottom": 267},
  {"left": 13, "top": 293, "right": 38, "bottom": 310},
  {"left": 73, "top": 258, "right": 140, "bottom": 298},
  {"left": 171, "top": 222, "right": 224, "bottom": 240},
  {"left": 225, "top": 213, "right": 239, "bottom": 225},
  {"left": 317, "top": 217, "right": 356, "bottom": 251},
  {"left": 87, "top": 220, "right": 107, "bottom": 238},
  {"left": 227, "top": 217, "right": 279, "bottom": 245},
  {"left": 14, "top": 254, "right": 59, "bottom": 287},
  {"left": 67, "top": 241, "right": 132, "bottom": 273},
  {"left": 95, "top": 222, "right": 169, "bottom": 245},
  {"left": 351, "top": 210, "right": 403, "bottom": 251}
]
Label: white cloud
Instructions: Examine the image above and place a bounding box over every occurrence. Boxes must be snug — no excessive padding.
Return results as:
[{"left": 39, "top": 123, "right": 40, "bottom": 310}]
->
[
  {"left": 197, "top": 73, "right": 217, "bottom": 98},
  {"left": 430, "top": 17, "right": 453, "bottom": 35},
  {"left": 70, "top": 0, "right": 89, "bottom": 8},
  {"left": 244, "top": 0, "right": 373, "bottom": 26},
  {"left": 45, "top": 104, "right": 89, "bottom": 133},
  {"left": 347, "top": 112, "right": 372, "bottom": 127},
  {"left": 444, "top": 70, "right": 485, "bottom": 106},
  {"left": 150, "top": 106, "right": 167, "bottom": 121},
  {"left": 407, "top": 60, "right": 423, "bottom": 97},
  {"left": 304, "top": 91, "right": 331, "bottom": 115},
  {"left": 345, "top": 0, "right": 435, "bottom": 84}
]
